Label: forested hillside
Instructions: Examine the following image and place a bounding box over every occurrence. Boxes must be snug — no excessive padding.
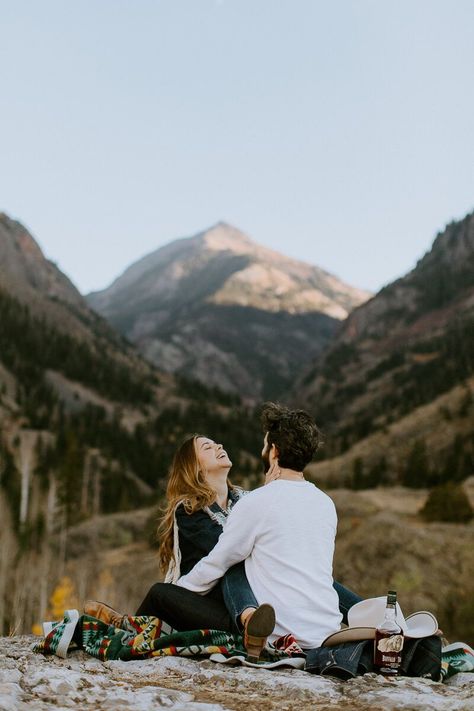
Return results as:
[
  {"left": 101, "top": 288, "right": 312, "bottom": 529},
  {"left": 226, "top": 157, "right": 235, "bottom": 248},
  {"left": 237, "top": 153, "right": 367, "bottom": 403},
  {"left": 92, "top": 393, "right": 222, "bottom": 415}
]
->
[
  {"left": 0, "top": 215, "right": 262, "bottom": 635},
  {"left": 295, "top": 210, "right": 474, "bottom": 488}
]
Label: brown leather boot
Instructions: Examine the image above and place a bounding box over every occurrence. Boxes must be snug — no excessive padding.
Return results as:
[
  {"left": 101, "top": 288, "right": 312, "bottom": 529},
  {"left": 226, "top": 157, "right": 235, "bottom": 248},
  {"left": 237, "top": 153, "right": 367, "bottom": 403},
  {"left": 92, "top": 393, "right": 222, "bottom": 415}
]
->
[
  {"left": 243, "top": 603, "right": 276, "bottom": 663},
  {"left": 83, "top": 600, "right": 125, "bottom": 628}
]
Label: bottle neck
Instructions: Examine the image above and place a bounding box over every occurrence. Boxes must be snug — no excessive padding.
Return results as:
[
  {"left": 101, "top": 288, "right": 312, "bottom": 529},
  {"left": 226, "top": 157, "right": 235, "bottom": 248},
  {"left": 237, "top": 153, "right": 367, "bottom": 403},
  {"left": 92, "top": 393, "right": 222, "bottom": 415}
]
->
[{"left": 378, "top": 601, "right": 402, "bottom": 633}]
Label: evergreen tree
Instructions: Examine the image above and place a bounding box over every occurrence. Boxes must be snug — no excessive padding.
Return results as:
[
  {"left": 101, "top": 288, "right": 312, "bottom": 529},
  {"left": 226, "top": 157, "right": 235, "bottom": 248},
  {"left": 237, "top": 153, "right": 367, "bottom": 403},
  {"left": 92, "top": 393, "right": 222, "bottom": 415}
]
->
[
  {"left": 403, "top": 439, "right": 430, "bottom": 488},
  {"left": 352, "top": 457, "right": 365, "bottom": 490}
]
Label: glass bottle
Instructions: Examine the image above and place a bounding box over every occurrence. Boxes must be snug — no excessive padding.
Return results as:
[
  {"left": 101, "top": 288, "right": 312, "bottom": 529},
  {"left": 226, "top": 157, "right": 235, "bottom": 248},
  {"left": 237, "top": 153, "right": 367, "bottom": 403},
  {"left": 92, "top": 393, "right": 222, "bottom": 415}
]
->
[{"left": 374, "top": 590, "right": 404, "bottom": 675}]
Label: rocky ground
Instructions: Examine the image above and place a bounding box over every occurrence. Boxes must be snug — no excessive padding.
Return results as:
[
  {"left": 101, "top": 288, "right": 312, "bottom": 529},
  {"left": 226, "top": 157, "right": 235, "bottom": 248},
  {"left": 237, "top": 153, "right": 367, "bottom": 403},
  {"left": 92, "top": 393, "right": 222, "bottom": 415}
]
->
[{"left": 0, "top": 635, "right": 473, "bottom": 711}]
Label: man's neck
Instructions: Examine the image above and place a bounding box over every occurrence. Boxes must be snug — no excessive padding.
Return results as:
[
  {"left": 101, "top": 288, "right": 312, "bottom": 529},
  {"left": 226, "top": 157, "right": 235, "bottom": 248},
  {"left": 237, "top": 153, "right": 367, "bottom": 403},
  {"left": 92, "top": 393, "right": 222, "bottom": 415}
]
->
[{"left": 277, "top": 467, "right": 305, "bottom": 481}]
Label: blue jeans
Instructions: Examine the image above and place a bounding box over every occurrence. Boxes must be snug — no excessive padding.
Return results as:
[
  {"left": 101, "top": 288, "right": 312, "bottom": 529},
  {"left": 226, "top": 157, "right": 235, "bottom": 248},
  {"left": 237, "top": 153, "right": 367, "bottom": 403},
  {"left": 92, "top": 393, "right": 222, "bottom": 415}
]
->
[
  {"left": 221, "top": 563, "right": 258, "bottom": 630},
  {"left": 222, "top": 562, "right": 362, "bottom": 630},
  {"left": 333, "top": 580, "right": 363, "bottom": 625}
]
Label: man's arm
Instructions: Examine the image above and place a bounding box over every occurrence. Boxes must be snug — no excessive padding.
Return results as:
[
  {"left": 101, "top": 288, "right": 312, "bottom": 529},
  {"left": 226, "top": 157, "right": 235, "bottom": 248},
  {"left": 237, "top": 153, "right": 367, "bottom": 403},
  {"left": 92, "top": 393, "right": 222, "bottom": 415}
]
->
[{"left": 176, "top": 496, "right": 260, "bottom": 594}]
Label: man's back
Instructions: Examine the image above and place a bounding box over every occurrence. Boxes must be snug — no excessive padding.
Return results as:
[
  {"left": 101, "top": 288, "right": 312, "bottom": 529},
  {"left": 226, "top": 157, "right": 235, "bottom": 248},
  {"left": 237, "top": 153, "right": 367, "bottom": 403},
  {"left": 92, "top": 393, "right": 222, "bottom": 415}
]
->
[
  {"left": 241, "top": 480, "right": 342, "bottom": 648},
  {"left": 178, "top": 480, "right": 342, "bottom": 648}
]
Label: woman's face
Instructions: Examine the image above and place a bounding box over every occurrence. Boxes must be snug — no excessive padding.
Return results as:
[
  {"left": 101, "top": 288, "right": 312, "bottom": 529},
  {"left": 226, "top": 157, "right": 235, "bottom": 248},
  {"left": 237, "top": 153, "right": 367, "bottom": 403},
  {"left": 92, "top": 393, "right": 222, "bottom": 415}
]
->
[{"left": 195, "top": 436, "right": 232, "bottom": 475}]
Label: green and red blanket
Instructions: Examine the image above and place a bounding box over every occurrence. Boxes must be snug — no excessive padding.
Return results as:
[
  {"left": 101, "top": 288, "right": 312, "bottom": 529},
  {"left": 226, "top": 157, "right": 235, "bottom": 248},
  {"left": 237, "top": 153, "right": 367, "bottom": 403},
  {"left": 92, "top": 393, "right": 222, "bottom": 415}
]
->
[{"left": 32, "top": 610, "right": 304, "bottom": 667}]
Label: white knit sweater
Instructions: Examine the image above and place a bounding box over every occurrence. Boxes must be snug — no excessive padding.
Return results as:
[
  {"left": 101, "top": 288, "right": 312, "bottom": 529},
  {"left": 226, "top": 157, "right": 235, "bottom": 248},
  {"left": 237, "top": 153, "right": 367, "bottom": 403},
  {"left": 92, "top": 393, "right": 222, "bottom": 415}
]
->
[{"left": 177, "top": 479, "right": 342, "bottom": 649}]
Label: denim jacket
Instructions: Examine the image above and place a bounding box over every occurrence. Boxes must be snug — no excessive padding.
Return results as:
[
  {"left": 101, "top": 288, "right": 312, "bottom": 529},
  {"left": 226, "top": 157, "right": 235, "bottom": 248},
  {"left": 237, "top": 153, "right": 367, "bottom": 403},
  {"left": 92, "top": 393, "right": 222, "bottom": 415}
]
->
[{"left": 305, "top": 636, "right": 442, "bottom": 681}]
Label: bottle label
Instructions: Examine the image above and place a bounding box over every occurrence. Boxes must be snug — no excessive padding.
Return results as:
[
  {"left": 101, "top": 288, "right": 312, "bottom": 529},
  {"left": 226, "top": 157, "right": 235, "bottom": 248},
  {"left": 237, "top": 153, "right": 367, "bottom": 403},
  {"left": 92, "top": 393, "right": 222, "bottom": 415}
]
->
[
  {"left": 377, "top": 635, "right": 404, "bottom": 653},
  {"left": 374, "top": 631, "right": 404, "bottom": 672}
]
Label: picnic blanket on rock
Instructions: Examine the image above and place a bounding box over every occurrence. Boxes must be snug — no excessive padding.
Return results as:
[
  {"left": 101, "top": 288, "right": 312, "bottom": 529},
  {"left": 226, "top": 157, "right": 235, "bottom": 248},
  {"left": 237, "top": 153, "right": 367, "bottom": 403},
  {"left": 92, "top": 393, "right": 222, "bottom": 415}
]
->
[
  {"left": 441, "top": 642, "right": 474, "bottom": 680},
  {"left": 32, "top": 609, "right": 305, "bottom": 667}
]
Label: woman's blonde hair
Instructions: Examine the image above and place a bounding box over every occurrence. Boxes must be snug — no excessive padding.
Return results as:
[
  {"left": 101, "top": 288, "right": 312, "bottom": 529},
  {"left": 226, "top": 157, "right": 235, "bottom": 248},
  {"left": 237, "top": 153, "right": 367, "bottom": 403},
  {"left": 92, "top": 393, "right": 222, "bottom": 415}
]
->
[{"left": 157, "top": 434, "right": 223, "bottom": 574}]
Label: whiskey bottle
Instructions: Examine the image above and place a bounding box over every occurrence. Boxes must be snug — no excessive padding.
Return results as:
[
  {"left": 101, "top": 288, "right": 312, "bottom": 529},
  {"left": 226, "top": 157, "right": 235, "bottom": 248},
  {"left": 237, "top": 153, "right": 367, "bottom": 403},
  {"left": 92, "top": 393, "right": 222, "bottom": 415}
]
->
[{"left": 374, "top": 590, "right": 404, "bottom": 675}]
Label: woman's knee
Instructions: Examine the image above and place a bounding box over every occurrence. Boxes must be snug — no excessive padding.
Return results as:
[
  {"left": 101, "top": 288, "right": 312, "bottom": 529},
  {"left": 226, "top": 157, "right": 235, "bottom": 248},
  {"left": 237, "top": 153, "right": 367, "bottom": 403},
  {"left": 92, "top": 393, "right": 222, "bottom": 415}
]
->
[
  {"left": 136, "top": 582, "right": 171, "bottom": 615},
  {"left": 146, "top": 582, "right": 174, "bottom": 604}
]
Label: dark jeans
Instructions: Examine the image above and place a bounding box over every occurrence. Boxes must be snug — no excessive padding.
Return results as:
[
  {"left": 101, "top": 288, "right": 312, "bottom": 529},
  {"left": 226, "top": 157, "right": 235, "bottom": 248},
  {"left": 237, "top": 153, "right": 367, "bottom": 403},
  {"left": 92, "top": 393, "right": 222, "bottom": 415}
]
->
[{"left": 136, "top": 562, "right": 361, "bottom": 634}]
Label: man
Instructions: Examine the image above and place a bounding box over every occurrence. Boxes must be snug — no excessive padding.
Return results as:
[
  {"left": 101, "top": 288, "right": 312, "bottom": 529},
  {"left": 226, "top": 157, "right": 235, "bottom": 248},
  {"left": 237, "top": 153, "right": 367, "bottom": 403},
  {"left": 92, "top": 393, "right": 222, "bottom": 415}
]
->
[{"left": 177, "top": 402, "right": 343, "bottom": 650}]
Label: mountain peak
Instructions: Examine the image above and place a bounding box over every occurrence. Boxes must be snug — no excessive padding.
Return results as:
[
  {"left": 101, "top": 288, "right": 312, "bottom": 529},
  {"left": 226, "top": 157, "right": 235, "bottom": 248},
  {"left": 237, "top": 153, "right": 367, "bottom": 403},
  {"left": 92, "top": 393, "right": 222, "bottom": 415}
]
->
[
  {"left": 199, "top": 222, "right": 253, "bottom": 253},
  {"left": 0, "top": 213, "right": 83, "bottom": 307},
  {"left": 0, "top": 212, "right": 139, "bottom": 357}
]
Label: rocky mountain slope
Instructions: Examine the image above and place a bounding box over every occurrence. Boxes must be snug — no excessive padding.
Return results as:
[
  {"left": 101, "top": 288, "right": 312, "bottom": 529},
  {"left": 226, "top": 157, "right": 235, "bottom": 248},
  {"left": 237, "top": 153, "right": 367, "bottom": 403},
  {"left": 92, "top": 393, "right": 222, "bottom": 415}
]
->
[
  {"left": 87, "top": 222, "right": 370, "bottom": 399},
  {"left": 305, "top": 375, "right": 474, "bottom": 490},
  {"left": 293, "top": 209, "right": 474, "bottom": 482}
]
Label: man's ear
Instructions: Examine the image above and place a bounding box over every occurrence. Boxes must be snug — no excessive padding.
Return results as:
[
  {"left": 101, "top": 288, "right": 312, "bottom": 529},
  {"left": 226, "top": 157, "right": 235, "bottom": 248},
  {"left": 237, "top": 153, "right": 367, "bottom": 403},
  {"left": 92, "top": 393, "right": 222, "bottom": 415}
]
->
[{"left": 271, "top": 443, "right": 279, "bottom": 461}]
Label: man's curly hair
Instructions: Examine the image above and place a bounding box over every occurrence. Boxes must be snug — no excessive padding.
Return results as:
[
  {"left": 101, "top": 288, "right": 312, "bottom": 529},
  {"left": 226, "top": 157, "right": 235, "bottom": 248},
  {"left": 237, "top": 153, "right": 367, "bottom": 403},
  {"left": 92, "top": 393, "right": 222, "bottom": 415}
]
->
[{"left": 261, "top": 402, "right": 323, "bottom": 471}]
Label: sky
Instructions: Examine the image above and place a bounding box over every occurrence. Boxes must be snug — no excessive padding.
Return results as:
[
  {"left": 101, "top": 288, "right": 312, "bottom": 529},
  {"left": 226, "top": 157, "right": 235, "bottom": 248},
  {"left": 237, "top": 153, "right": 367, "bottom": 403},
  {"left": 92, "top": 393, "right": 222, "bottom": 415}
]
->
[{"left": 0, "top": 0, "right": 473, "bottom": 295}]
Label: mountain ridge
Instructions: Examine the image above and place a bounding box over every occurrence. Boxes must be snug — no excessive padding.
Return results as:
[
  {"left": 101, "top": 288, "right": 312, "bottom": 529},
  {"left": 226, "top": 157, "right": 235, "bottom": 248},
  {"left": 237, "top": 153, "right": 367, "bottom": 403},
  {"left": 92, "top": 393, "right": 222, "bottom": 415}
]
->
[{"left": 292, "top": 208, "right": 474, "bottom": 477}]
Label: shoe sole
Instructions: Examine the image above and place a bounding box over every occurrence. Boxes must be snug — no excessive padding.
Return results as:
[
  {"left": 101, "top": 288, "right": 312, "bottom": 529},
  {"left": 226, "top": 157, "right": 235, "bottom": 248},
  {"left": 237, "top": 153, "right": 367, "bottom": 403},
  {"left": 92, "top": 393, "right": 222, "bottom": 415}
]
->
[
  {"left": 245, "top": 603, "right": 276, "bottom": 663},
  {"left": 246, "top": 603, "right": 276, "bottom": 637}
]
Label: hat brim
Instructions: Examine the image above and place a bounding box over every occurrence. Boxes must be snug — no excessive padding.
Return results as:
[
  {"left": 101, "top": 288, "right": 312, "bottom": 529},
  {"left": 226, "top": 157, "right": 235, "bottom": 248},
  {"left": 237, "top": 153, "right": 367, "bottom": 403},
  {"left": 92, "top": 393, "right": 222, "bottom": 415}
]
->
[
  {"left": 322, "top": 627, "right": 376, "bottom": 647},
  {"left": 404, "top": 611, "right": 438, "bottom": 638}
]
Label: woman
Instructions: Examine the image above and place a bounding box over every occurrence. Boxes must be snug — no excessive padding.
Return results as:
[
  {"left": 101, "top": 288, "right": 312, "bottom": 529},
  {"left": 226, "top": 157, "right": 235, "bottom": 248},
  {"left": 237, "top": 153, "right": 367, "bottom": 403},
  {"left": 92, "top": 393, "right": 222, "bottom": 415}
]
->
[{"left": 86, "top": 434, "right": 361, "bottom": 658}]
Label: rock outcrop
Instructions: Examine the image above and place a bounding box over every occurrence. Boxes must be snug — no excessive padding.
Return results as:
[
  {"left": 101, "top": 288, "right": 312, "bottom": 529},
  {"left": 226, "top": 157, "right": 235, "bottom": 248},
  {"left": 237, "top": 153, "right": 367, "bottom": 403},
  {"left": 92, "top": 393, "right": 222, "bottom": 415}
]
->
[{"left": 0, "top": 635, "right": 472, "bottom": 711}]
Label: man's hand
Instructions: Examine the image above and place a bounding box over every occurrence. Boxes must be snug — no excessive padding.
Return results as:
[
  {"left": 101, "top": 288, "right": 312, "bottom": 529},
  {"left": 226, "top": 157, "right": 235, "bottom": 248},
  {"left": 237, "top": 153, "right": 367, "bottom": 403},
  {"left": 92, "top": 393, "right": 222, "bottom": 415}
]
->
[{"left": 264, "top": 461, "right": 281, "bottom": 485}]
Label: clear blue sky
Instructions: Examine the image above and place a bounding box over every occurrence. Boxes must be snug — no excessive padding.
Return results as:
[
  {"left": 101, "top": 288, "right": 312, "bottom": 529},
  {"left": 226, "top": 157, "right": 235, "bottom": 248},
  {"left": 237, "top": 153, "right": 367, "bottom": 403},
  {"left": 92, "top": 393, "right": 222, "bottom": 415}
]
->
[{"left": 1, "top": 0, "right": 473, "bottom": 295}]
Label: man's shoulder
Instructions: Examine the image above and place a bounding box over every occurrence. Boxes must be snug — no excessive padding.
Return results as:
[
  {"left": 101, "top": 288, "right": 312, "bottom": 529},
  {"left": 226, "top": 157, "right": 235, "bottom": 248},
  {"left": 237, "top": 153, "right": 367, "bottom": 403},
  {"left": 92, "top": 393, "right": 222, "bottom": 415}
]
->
[
  {"left": 306, "top": 481, "right": 335, "bottom": 500},
  {"left": 308, "top": 484, "right": 337, "bottom": 513}
]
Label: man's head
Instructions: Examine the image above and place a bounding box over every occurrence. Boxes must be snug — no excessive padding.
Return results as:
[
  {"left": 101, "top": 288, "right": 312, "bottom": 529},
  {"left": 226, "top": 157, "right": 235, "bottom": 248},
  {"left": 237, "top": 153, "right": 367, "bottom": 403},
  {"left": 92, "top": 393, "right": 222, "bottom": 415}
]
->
[{"left": 260, "top": 402, "right": 323, "bottom": 472}]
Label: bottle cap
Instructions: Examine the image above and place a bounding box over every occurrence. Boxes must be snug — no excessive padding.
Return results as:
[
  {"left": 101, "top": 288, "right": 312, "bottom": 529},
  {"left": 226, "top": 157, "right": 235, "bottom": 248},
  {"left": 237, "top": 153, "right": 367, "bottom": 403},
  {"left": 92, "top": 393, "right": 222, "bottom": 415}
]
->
[{"left": 387, "top": 590, "right": 397, "bottom": 605}]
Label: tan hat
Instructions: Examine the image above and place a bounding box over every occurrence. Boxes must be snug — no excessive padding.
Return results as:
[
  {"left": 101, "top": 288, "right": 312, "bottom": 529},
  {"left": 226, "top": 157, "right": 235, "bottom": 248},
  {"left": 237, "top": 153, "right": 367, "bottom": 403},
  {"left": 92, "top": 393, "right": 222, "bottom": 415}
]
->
[{"left": 322, "top": 596, "right": 438, "bottom": 648}]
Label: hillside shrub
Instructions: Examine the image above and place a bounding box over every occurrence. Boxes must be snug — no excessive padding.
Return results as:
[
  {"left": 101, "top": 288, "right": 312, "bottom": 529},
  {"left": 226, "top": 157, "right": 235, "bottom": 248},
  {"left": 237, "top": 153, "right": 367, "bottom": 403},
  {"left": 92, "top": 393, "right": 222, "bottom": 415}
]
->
[{"left": 420, "top": 482, "right": 473, "bottom": 523}]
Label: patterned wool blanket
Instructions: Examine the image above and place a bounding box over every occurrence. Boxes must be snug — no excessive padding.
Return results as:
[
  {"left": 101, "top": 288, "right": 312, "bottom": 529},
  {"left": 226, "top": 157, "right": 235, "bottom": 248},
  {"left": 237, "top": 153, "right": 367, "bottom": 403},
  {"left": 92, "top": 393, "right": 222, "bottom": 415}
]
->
[{"left": 32, "top": 609, "right": 304, "bottom": 667}]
